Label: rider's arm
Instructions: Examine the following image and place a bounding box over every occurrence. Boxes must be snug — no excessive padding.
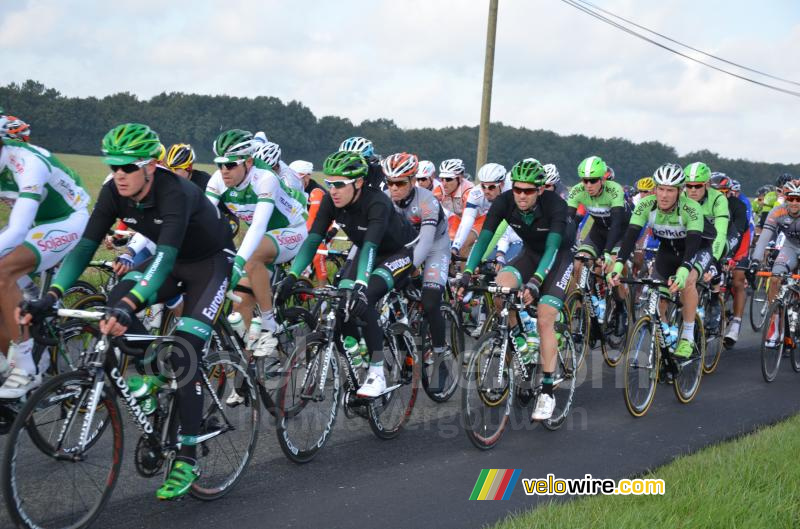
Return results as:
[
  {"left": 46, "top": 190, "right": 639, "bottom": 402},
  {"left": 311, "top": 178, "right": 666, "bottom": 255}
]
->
[
  {"left": 306, "top": 188, "right": 325, "bottom": 231},
  {"left": 353, "top": 198, "right": 392, "bottom": 286},
  {"left": 289, "top": 193, "right": 334, "bottom": 278},
  {"left": 127, "top": 232, "right": 155, "bottom": 256},
  {"left": 451, "top": 204, "right": 478, "bottom": 251},
  {"left": 711, "top": 193, "right": 730, "bottom": 260},
  {"left": 411, "top": 195, "right": 443, "bottom": 268},
  {"left": 204, "top": 170, "right": 225, "bottom": 207},
  {"left": 531, "top": 196, "right": 568, "bottom": 282},
  {"left": 614, "top": 195, "right": 651, "bottom": 265},
  {"left": 604, "top": 184, "right": 627, "bottom": 253},
  {"left": 679, "top": 199, "right": 705, "bottom": 268},
  {"left": 0, "top": 198, "right": 38, "bottom": 257},
  {"left": 751, "top": 208, "right": 780, "bottom": 262},
  {"left": 464, "top": 199, "right": 505, "bottom": 273},
  {"left": 51, "top": 184, "right": 118, "bottom": 295}
]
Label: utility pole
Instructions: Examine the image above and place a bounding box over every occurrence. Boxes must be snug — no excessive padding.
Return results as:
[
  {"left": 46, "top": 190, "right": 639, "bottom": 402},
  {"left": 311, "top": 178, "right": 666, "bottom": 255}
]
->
[{"left": 476, "top": 0, "right": 499, "bottom": 173}]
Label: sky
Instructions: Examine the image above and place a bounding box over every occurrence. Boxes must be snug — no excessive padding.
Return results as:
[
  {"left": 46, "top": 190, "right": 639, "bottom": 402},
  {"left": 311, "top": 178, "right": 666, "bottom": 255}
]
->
[{"left": 1, "top": 0, "right": 799, "bottom": 163}]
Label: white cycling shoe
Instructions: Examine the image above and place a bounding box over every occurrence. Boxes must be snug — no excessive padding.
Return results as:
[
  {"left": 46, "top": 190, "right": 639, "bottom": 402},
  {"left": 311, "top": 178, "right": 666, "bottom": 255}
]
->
[
  {"left": 530, "top": 393, "right": 555, "bottom": 421},
  {"left": 0, "top": 368, "right": 42, "bottom": 400},
  {"left": 253, "top": 331, "right": 278, "bottom": 358},
  {"left": 357, "top": 372, "right": 386, "bottom": 398}
]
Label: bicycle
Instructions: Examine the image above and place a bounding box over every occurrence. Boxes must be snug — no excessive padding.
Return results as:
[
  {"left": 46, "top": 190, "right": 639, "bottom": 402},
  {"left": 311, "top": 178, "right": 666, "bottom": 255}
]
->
[
  {"left": 749, "top": 245, "right": 779, "bottom": 332},
  {"left": 275, "top": 284, "right": 420, "bottom": 464},
  {"left": 696, "top": 277, "right": 727, "bottom": 374},
  {"left": 620, "top": 278, "right": 706, "bottom": 418},
  {"left": 1, "top": 303, "right": 259, "bottom": 529},
  {"left": 460, "top": 283, "right": 577, "bottom": 450},
  {"left": 756, "top": 271, "right": 800, "bottom": 382}
]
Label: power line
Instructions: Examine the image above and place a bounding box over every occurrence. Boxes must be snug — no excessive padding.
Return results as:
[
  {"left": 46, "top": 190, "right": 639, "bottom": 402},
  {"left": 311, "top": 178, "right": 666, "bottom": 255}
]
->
[
  {"left": 573, "top": 0, "right": 800, "bottom": 88},
  {"left": 558, "top": 0, "right": 800, "bottom": 98}
]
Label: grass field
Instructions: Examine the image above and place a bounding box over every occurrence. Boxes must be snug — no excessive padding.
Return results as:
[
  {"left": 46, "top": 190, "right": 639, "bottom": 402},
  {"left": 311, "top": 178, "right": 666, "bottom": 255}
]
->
[{"left": 491, "top": 413, "right": 800, "bottom": 529}]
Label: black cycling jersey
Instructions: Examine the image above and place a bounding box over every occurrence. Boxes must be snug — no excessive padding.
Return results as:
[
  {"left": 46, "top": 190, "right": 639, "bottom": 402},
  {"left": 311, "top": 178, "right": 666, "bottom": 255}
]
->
[
  {"left": 366, "top": 157, "right": 385, "bottom": 190},
  {"left": 727, "top": 195, "right": 748, "bottom": 239},
  {"left": 305, "top": 178, "right": 325, "bottom": 195},
  {"left": 52, "top": 167, "right": 234, "bottom": 308},
  {"left": 189, "top": 169, "right": 211, "bottom": 190}
]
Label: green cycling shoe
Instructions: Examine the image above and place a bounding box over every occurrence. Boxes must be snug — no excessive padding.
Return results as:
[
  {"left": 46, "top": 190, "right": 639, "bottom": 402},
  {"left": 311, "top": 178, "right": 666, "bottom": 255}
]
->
[
  {"left": 156, "top": 460, "right": 200, "bottom": 500},
  {"left": 673, "top": 339, "right": 693, "bottom": 359}
]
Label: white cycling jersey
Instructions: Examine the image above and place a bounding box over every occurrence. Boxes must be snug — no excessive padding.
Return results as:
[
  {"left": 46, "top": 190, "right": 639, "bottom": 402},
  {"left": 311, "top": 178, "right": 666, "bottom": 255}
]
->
[
  {"left": 451, "top": 178, "right": 511, "bottom": 251},
  {"left": 277, "top": 160, "right": 304, "bottom": 194}
]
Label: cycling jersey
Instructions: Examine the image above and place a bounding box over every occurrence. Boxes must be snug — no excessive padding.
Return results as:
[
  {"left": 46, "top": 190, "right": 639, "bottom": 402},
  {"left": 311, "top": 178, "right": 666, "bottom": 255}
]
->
[
  {"left": 290, "top": 185, "right": 418, "bottom": 286},
  {"left": 434, "top": 178, "right": 473, "bottom": 239},
  {"left": 567, "top": 180, "right": 628, "bottom": 255},
  {"left": 451, "top": 180, "right": 511, "bottom": 251},
  {"left": 417, "top": 178, "right": 444, "bottom": 196},
  {"left": 52, "top": 168, "right": 234, "bottom": 309},
  {"left": 752, "top": 206, "right": 800, "bottom": 262},
  {"left": 725, "top": 195, "right": 748, "bottom": 257},
  {"left": 692, "top": 188, "right": 729, "bottom": 260},
  {"left": 206, "top": 165, "right": 307, "bottom": 263}
]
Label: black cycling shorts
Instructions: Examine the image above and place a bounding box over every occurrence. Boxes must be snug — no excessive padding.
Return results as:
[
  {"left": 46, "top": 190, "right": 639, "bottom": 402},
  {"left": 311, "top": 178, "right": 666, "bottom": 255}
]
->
[
  {"left": 653, "top": 245, "right": 712, "bottom": 282},
  {"left": 503, "top": 246, "right": 573, "bottom": 310}
]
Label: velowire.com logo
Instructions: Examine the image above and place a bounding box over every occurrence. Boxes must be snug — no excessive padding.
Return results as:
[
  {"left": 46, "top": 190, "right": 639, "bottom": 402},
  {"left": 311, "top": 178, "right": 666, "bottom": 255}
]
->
[{"left": 469, "top": 469, "right": 521, "bottom": 501}]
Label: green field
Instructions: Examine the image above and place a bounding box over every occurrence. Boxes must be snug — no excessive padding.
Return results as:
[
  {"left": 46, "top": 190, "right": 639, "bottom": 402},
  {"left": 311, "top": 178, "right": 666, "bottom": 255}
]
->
[{"left": 492, "top": 414, "right": 800, "bottom": 529}]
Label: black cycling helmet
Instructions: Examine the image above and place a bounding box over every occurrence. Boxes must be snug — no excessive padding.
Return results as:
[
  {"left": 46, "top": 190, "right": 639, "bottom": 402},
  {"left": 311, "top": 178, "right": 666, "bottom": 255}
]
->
[{"left": 776, "top": 172, "right": 793, "bottom": 187}]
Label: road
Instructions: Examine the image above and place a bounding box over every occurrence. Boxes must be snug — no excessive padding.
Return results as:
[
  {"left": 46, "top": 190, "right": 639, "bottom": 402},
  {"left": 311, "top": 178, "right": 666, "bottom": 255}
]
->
[{"left": 1, "top": 322, "right": 799, "bottom": 529}]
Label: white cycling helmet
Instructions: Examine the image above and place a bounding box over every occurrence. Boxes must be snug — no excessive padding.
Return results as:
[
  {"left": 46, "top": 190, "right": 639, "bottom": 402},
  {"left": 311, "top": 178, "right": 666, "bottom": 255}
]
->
[
  {"left": 542, "top": 163, "right": 560, "bottom": 185},
  {"left": 477, "top": 163, "right": 507, "bottom": 183},
  {"left": 254, "top": 141, "right": 281, "bottom": 166},
  {"left": 289, "top": 160, "right": 313, "bottom": 175},
  {"left": 784, "top": 181, "right": 800, "bottom": 197},
  {"left": 730, "top": 179, "right": 741, "bottom": 192},
  {"left": 439, "top": 158, "right": 465, "bottom": 177},
  {"left": 339, "top": 136, "right": 374, "bottom": 157},
  {"left": 254, "top": 131, "right": 268, "bottom": 144},
  {"left": 652, "top": 163, "right": 685, "bottom": 187},
  {"left": 416, "top": 160, "right": 436, "bottom": 179}
]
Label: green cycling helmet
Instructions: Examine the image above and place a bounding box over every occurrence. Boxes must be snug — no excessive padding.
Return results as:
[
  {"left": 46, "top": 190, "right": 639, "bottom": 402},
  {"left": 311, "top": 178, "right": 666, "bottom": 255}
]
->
[
  {"left": 213, "top": 129, "right": 255, "bottom": 163},
  {"left": 510, "top": 159, "right": 545, "bottom": 184},
  {"left": 577, "top": 156, "right": 607, "bottom": 180},
  {"left": 322, "top": 151, "right": 368, "bottom": 178},
  {"left": 101, "top": 123, "right": 162, "bottom": 165},
  {"left": 684, "top": 162, "right": 711, "bottom": 183}
]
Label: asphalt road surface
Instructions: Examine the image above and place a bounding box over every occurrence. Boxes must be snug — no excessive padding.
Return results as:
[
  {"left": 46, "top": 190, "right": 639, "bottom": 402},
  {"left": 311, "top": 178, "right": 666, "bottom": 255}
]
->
[{"left": 1, "top": 317, "right": 798, "bottom": 529}]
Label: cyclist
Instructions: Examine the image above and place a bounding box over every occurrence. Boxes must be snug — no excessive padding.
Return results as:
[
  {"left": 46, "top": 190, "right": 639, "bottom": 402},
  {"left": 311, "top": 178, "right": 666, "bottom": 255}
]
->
[
  {"left": 434, "top": 158, "right": 473, "bottom": 243},
  {"left": 633, "top": 177, "right": 656, "bottom": 206},
  {"left": 457, "top": 159, "right": 575, "bottom": 421},
  {"left": 750, "top": 181, "right": 800, "bottom": 345},
  {"left": 339, "top": 136, "right": 384, "bottom": 190},
  {"left": 451, "top": 163, "right": 509, "bottom": 258},
  {"left": 415, "top": 160, "right": 443, "bottom": 195},
  {"left": 253, "top": 140, "right": 304, "bottom": 193},
  {"left": 706, "top": 174, "right": 748, "bottom": 347},
  {"left": 205, "top": 129, "right": 308, "bottom": 360},
  {"left": 276, "top": 151, "right": 418, "bottom": 397},
  {"left": 0, "top": 118, "right": 90, "bottom": 396},
  {"left": 292, "top": 160, "right": 331, "bottom": 286},
  {"left": 609, "top": 163, "right": 714, "bottom": 359},
  {"left": 0, "top": 115, "right": 31, "bottom": 142},
  {"left": 382, "top": 152, "right": 452, "bottom": 368},
  {"left": 19, "top": 122, "right": 235, "bottom": 499},
  {"left": 542, "top": 163, "right": 569, "bottom": 199},
  {"left": 632, "top": 177, "right": 658, "bottom": 275}
]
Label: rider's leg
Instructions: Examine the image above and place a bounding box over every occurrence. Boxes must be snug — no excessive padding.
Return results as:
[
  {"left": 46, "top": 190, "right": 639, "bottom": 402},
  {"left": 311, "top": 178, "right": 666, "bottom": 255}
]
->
[
  {"left": 679, "top": 269, "right": 700, "bottom": 341},
  {"left": 244, "top": 236, "right": 278, "bottom": 332},
  {"left": 0, "top": 245, "right": 36, "bottom": 357}
]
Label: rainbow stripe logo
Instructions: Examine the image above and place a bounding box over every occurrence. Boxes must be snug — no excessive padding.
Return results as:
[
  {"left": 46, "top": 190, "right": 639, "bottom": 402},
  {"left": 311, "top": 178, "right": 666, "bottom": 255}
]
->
[{"left": 469, "top": 469, "right": 521, "bottom": 500}]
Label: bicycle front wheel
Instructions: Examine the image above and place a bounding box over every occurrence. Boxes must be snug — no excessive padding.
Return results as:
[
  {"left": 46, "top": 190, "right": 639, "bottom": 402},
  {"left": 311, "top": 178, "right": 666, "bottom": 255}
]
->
[
  {"left": 565, "top": 290, "right": 590, "bottom": 370},
  {"left": 190, "top": 351, "right": 260, "bottom": 501},
  {"left": 760, "top": 301, "right": 785, "bottom": 382},
  {"left": 673, "top": 313, "right": 705, "bottom": 403},
  {"left": 623, "top": 316, "right": 659, "bottom": 418},
  {"left": 601, "top": 293, "right": 631, "bottom": 367},
  {"left": 420, "top": 304, "right": 462, "bottom": 403},
  {"left": 750, "top": 277, "right": 769, "bottom": 332},
  {"left": 543, "top": 327, "right": 578, "bottom": 431},
  {"left": 461, "top": 331, "right": 513, "bottom": 449},
  {"left": 702, "top": 291, "right": 725, "bottom": 374},
  {"left": 368, "top": 323, "right": 420, "bottom": 440},
  {"left": 2, "top": 370, "right": 122, "bottom": 529}
]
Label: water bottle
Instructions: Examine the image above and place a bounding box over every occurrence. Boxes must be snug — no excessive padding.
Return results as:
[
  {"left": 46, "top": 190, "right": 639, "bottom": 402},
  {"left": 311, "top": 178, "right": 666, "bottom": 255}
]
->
[
  {"left": 519, "top": 310, "right": 536, "bottom": 334},
  {"left": 669, "top": 324, "right": 679, "bottom": 348},
  {"left": 247, "top": 316, "right": 262, "bottom": 349},
  {"left": 228, "top": 312, "right": 247, "bottom": 340},
  {"left": 128, "top": 374, "right": 166, "bottom": 415},
  {"left": 358, "top": 337, "right": 368, "bottom": 360},
  {"left": 343, "top": 336, "right": 363, "bottom": 367},
  {"left": 513, "top": 335, "right": 533, "bottom": 364},
  {"left": 660, "top": 322, "right": 674, "bottom": 348}
]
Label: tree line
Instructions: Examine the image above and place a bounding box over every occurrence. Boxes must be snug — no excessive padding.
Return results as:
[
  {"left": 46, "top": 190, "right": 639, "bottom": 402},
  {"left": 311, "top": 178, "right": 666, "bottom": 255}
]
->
[{"left": 2, "top": 80, "right": 797, "bottom": 193}]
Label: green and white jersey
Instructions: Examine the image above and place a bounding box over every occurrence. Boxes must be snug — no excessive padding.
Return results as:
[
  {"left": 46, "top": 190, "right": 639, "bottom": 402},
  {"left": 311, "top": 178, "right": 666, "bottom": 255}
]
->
[
  {"left": 567, "top": 180, "right": 625, "bottom": 228},
  {"left": 0, "top": 140, "right": 90, "bottom": 222},
  {"left": 629, "top": 194, "right": 714, "bottom": 248},
  {"left": 689, "top": 187, "right": 729, "bottom": 260}
]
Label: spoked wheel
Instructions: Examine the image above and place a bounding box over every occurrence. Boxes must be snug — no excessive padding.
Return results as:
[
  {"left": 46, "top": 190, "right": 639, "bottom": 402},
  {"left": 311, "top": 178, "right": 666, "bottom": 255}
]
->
[
  {"left": 190, "top": 351, "right": 260, "bottom": 500},
  {"left": 367, "top": 323, "right": 420, "bottom": 439},
  {"left": 673, "top": 314, "right": 706, "bottom": 403},
  {"left": 623, "top": 316, "right": 659, "bottom": 418},
  {"left": 761, "top": 302, "right": 785, "bottom": 382},
  {"left": 601, "top": 293, "right": 631, "bottom": 367},
  {"left": 53, "top": 294, "right": 106, "bottom": 374},
  {"left": 543, "top": 326, "right": 578, "bottom": 431},
  {"left": 420, "top": 305, "right": 462, "bottom": 403},
  {"left": 750, "top": 276, "right": 769, "bottom": 332},
  {"left": 2, "top": 371, "right": 122, "bottom": 529},
  {"left": 565, "top": 290, "right": 590, "bottom": 370},
  {"left": 275, "top": 332, "right": 340, "bottom": 464},
  {"left": 702, "top": 291, "right": 726, "bottom": 374},
  {"left": 461, "top": 331, "right": 513, "bottom": 449}
]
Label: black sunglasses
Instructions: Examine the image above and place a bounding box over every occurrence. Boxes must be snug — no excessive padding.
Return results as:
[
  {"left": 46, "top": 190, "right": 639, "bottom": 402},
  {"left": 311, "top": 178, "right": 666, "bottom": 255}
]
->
[
  {"left": 110, "top": 164, "right": 142, "bottom": 174},
  {"left": 512, "top": 186, "right": 539, "bottom": 196}
]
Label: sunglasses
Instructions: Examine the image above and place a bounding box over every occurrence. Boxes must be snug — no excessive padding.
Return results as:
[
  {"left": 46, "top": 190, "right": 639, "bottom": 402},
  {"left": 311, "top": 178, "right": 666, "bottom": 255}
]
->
[
  {"left": 786, "top": 196, "right": 800, "bottom": 203},
  {"left": 685, "top": 183, "right": 705, "bottom": 189},
  {"left": 440, "top": 176, "right": 459, "bottom": 182},
  {"left": 581, "top": 178, "right": 601, "bottom": 184},
  {"left": 512, "top": 186, "right": 539, "bottom": 196},
  {"left": 324, "top": 178, "right": 357, "bottom": 189},
  {"left": 386, "top": 179, "right": 410, "bottom": 188},
  {"left": 216, "top": 159, "right": 246, "bottom": 170},
  {"left": 110, "top": 159, "right": 150, "bottom": 174},
  {"left": 481, "top": 183, "right": 500, "bottom": 191},
  {"left": 416, "top": 177, "right": 431, "bottom": 183}
]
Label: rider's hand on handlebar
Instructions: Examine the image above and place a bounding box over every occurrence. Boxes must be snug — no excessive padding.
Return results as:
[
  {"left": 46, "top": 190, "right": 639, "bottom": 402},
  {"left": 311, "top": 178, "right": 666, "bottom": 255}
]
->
[
  {"left": 17, "top": 292, "right": 59, "bottom": 326},
  {"left": 99, "top": 301, "right": 135, "bottom": 337},
  {"left": 274, "top": 274, "right": 298, "bottom": 306},
  {"left": 456, "top": 271, "right": 472, "bottom": 300},
  {"left": 522, "top": 277, "right": 541, "bottom": 306},
  {"left": 113, "top": 252, "right": 135, "bottom": 277},
  {"left": 606, "top": 261, "right": 624, "bottom": 288}
]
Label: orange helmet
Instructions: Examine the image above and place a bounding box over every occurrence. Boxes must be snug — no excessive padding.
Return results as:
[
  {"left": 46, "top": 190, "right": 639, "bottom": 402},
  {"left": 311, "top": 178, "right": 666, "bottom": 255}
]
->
[
  {"left": 1, "top": 115, "right": 31, "bottom": 142},
  {"left": 381, "top": 152, "right": 419, "bottom": 179}
]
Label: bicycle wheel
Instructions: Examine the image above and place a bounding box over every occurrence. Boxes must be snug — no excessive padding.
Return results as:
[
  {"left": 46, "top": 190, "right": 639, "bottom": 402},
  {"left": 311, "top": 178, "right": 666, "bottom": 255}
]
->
[
  {"left": 623, "top": 316, "right": 659, "bottom": 418},
  {"left": 368, "top": 323, "right": 420, "bottom": 439},
  {"left": 53, "top": 293, "right": 106, "bottom": 374},
  {"left": 461, "top": 331, "right": 513, "bottom": 449},
  {"left": 601, "top": 293, "right": 630, "bottom": 367},
  {"left": 564, "top": 290, "right": 590, "bottom": 370},
  {"left": 190, "top": 351, "right": 260, "bottom": 501},
  {"left": 673, "top": 313, "right": 705, "bottom": 403},
  {"left": 750, "top": 276, "right": 769, "bottom": 332},
  {"left": 760, "top": 301, "right": 785, "bottom": 382},
  {"left": 2, "top": 370, "right": 122, "bottom": 529},
  {"left": 543, "top": 326, "right": 578, "bottom": 431},
  {"left": 275, "top": 332, "right": 340, "bottom": 464},
  {"left": 420, "top": 305, "right": 462, "bottom": 403},
  {"left": 703, "top": 291, "right": 725, "bottom": 374}
]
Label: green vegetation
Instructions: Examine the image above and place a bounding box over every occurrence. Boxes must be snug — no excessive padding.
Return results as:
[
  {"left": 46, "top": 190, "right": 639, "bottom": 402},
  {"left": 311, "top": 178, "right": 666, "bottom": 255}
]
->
[
  {"left": 491, "top": 414, "right": 800, "bottom": 529},
  {"left": 3, "top": 80, "right": 796, "bottom": 194}
]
